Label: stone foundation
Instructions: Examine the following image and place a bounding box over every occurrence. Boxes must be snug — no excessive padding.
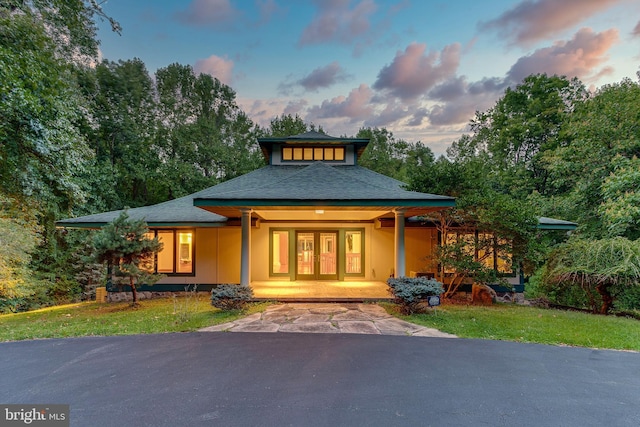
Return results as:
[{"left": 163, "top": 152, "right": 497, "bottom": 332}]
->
[{"left": 107, "top": 291, "right": 210, "bottom": 302}]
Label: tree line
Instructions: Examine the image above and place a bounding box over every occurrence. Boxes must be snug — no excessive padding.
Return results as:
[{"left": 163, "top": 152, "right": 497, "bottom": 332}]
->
[{"left": 1, "top": 2, "right": 639, "bottom": 313}]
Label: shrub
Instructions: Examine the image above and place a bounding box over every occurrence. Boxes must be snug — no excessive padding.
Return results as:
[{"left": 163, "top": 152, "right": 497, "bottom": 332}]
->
[
  {"left": 210, "top": 284, "right": 253, "bottom": 310},
  {"left": 387, "top": 277, "right": 444, "bottom": 314}
]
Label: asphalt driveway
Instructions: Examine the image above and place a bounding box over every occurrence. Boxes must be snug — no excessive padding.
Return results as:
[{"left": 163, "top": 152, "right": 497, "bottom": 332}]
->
[{"left": 1, "top": 333, "right": 639, "bottom": 426}]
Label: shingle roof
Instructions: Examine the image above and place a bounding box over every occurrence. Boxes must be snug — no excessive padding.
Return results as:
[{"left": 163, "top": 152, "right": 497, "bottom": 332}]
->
[
  {"left": 58, "top": 162, "right": 455, "bottom": 227},
  {"left": 56, "top": 187, "right": 227, "bottom": 228},
  {"left": 193, "top": 162, "right": 455, "bottom": 204},
  {"left": 537, "top": 216, "right": 578, "bottom": 230}
]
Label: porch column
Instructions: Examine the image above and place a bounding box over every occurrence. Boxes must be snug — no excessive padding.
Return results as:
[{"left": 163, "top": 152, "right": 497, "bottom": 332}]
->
[
  {"left": 394, "top": 208, "right": 406, "bottom": 278},
  {"left": 240, "top": 208, "right": 252, "bottom": 287}
]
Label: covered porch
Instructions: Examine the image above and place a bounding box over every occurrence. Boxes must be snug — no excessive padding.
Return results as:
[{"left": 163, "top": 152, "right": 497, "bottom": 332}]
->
[{"left": 251, "top": 280, "right": 391, "bottom": 302}]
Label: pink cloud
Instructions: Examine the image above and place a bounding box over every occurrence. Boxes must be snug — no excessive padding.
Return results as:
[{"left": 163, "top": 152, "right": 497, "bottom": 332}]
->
[
  {"left": 506, "top": 27, "right": 619, "bottom": 83},
  {"left": 426, "top": 76, "right": 506, "bottom": 126},
  {"left": 307, "top": 84, "right": 374, "bottom": 122},
  {"left": 298, "top": 0, "right": 377, "bottom": 46},
  {"left": 174, "top": 0, "right": 238, "bottom": 27},
  {"left": 373, "top": 42, "right": 461, "bottom": 101},
  {"left": 633, "top": 20, "right": 640, "bottom": 37},
  {"left": 194, "top": 55, "right": 234, "bottom": 85},
  {"left": 479, "top": 0, "right": 621, "bottom": 46}
]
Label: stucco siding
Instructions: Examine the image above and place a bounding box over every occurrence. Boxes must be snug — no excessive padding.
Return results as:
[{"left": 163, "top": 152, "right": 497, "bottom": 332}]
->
[{"left": 405, "top": 228, "right": 436, "bottom": 275}]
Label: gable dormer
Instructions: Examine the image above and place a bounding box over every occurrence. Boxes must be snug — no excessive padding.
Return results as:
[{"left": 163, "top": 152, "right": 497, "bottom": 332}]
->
[{"left": 257, "top": 131, "right": 370, "bottom": 166}]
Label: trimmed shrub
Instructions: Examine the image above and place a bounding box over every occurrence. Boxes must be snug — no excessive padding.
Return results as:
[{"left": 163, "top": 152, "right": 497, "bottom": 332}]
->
[
  {"left": 387, "top": 277, "right": 444, "bottom": 314},
  {"left": 210, "top": 284, "right": 253, "bottom": 310}
]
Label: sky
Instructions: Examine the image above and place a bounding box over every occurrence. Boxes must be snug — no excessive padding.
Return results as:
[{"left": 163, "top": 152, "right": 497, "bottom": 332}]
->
[{"left": 96, "top": 0, "right": 640, "bottom": 156}]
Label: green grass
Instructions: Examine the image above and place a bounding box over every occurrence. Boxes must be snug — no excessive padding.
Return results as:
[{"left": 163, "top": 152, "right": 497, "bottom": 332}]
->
[
  {"left": 3, "top": 299, "right": 639, "bottom": 351},
  {"left": 0, "top": 297, "right": 270, "bottom": 342},
  {"left": 383, "top": 303, "right": 640, "bottom": 351}
]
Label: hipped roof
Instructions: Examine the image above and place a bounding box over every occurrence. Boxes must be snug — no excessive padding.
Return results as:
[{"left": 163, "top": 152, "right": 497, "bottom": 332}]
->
[{"left": 193, "top": 162, "right": 455, "bottom": 218}]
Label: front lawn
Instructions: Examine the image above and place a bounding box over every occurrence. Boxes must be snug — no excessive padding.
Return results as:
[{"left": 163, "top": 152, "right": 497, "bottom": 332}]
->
[
  {"left": 0, "top": 297, "right": 270, "bottom": 342},
  {"left": 385, "top": 302, "right": 640, "bottom": 351}
]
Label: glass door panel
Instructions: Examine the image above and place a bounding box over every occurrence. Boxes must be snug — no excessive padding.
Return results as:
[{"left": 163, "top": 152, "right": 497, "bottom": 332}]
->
[
  {"left": 297, "top": 232, "right": 315, "bottom": 277},
  {"left": 296, "top": 231, "right": 338, "bottom": 280},
  {"left": 319, "top": 232, "right": 336, "bottom": 276}
]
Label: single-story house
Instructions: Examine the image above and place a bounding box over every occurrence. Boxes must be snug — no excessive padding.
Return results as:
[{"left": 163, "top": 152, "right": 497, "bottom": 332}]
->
[{"left": 57, "top": 131, "right": 576, "bottom": 300}]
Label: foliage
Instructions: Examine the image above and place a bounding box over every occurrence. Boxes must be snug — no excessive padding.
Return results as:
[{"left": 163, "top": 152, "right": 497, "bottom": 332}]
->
[
  {"left": 0, "top": 11, "right": 91, "bottom": 209},
  {"left": 599, "top": 155, "right": 640, "bottom": 240},
  {"left": 210, "top": 284, "right": 253, "bottom": 311},
  {"left": 1, "top": 0, "right": 120, "bottom": 61},
  {"left": 542, "top": 237, "right": 640, "bottom": 314},
  {"left": 467, "top": 74, "right": 587, "bottom": 198},
  {"left": 264, "top": 114, "right": 314, "bottom": 137},
  {"left": 92, "top": 211, "right": 163, "bottom": 305},
  {"left": 387, "top": 277, "right": 444, "bottom": 314},
  {"left": 356, "top": 127, "right": 410, "bottom": 181},
  {"left": 542, "top": 78, "right": 640, "bottom": 239},
  {"left": 0, "top": 195, "right": 45, "bottom": 313}
]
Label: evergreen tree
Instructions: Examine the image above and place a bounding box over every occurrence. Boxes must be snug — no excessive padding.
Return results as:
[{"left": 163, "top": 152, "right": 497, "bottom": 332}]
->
[{"left": 93, "top": 211, "right": 163, "bottom": 305}]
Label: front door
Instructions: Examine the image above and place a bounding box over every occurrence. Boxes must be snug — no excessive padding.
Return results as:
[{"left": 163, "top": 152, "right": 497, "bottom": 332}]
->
[{"left": 296, "top": 231, "right": 338, "bottom": 280}]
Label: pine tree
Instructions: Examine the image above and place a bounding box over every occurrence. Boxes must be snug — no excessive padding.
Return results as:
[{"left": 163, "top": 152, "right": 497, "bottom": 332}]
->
[{"left": 93, "top": 211, "right": 162, "bottom": 305}]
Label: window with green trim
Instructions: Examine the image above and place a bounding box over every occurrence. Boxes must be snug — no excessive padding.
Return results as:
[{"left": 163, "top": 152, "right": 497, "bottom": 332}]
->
[
  {"left": 144, "top": 230, "right": 194, "bottom": 275},
  {"left": 270, "top": 230, "right": 290, "bottom": 275},
  {"left": 344, "top": 230, "right": 363, "bottom": 274}
]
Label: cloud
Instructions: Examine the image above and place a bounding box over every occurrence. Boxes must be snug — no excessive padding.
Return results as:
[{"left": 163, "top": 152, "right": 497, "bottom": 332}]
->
[
  {"left": 479, "top": 0, "right": 621, "bottom": 46},
  {"left": 283, "top": 99, "right": 309, "bottom": 116},
  {"left": 373, "top": 42, "right": 461, "bottom": 101},
  {"left": 364, "top": 101, "right": 412, "bottom": 127},
  {"left": 426, "top": 76, "right": 507, "bottom": 126},
  {"left": 278, "top": 62, "right": 351, "bottom": 94},
  {"left": 174, "top": 0, "right": 239, "bottom": 27},
  {"left": 298, "top": 0, "right": 377, "bottom": 46},
  {"left": 194, "top": 55, "right": 234, "bottom": 85},
  {"left": 506, "top": 27, "right": 619, "bottom": 83},
  {"left": 633, "top": 20, "right": 640, "bottom": 37},
  {"left": 306, "top": 84, "right": 374, "bottom": 122}
]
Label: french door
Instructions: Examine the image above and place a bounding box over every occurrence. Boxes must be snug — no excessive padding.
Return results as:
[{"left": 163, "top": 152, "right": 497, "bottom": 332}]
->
[{"left": 296, "top": 231, "right": 338, "bottom": 280}]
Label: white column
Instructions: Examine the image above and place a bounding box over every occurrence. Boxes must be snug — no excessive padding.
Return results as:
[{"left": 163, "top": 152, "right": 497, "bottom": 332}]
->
[
  {"left": 394, "top": 209, "right": 406, "bottom": 278},
  {"left": 240, "top": 208, "right": 252, "bottom": 287}
]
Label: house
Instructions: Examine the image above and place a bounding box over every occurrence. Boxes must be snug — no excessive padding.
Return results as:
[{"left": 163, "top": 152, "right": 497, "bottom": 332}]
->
[{"left": 57, "top": 131, "right": 576, "bottom": 300}]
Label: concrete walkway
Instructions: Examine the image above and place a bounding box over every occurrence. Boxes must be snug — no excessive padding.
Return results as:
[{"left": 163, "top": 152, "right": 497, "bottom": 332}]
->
[{"left": 199, "top": 303, "right": 457, "bottom": 337}]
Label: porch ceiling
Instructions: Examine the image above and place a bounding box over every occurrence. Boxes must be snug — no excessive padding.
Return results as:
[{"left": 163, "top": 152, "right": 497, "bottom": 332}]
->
[{"left": 197, "top": 205, "right": 449, "bottom": 221}]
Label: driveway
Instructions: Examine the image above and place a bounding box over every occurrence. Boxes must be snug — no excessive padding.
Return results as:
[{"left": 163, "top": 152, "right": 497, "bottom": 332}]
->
[{"left": 2, "top": 333, "right": 639, "bottom": 426}]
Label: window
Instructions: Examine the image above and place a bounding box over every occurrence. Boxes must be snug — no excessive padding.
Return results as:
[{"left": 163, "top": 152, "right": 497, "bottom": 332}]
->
[
  {"left": 282, "top": 146, "right": 345, "bottom": 162},
  {"left": 345, "top": 230, "right": 363, "bottom": 274},
  {"left": 271, "top": 230, "right": 290, "bottom": 275},
  {"left": 146, "top": 230, "right": 194, "bottom": 275},
  {"left": 442, "top": 230, "right": 512, "bottom": 275}
]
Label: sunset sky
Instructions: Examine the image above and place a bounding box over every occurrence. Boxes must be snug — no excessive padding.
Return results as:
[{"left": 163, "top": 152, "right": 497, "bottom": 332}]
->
[{"left": 96, "top": 0, "right": 640, "bottom": 155}]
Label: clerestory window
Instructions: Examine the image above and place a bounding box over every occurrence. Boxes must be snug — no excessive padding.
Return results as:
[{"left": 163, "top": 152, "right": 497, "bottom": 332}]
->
[{"left": 282, "top": 146, "right": 345, "bottom": 162}]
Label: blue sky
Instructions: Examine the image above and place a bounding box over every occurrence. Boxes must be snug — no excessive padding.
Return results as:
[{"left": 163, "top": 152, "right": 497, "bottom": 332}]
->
[{"left": 96, "top": 0, "right": 640, "bottom": 155}]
